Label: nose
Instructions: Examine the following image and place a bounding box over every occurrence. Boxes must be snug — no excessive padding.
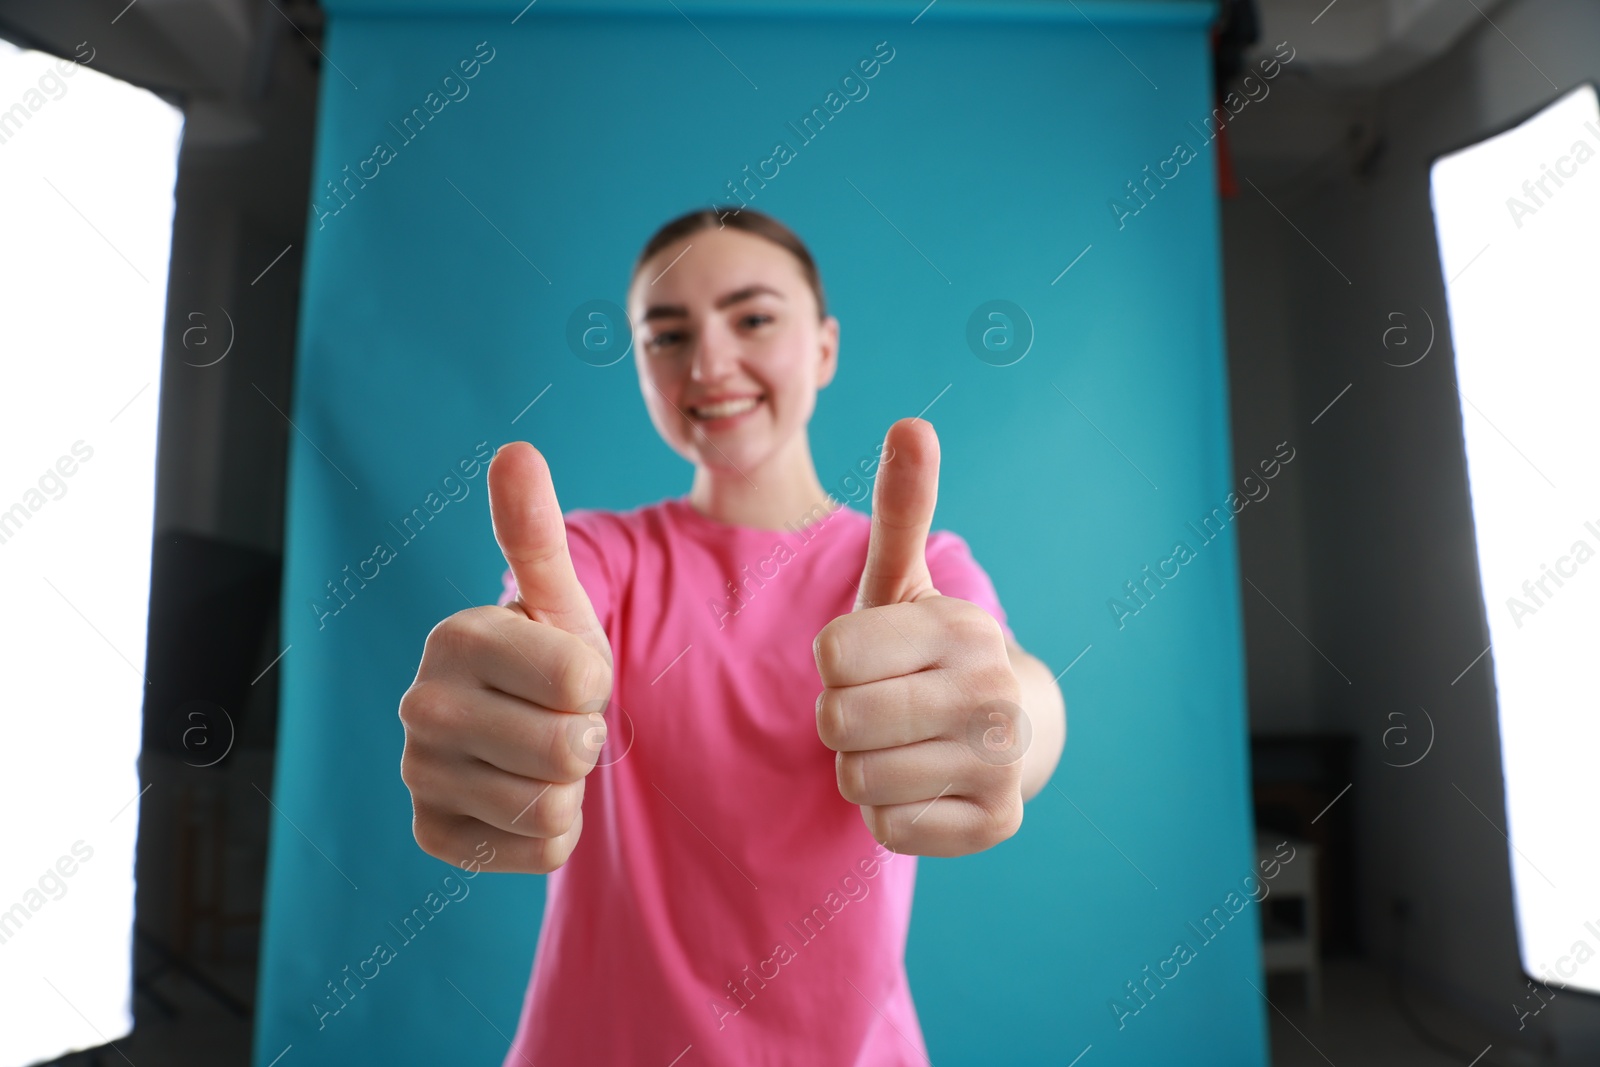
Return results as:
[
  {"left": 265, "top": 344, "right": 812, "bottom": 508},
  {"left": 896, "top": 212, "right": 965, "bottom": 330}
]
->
[{"left": 689, "top": 317, "right": 739, "bottom": 384}]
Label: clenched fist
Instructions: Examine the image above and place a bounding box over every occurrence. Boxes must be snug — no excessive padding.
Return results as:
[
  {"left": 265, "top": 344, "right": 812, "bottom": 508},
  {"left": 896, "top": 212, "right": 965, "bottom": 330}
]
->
[
  {"left": 813, "top": 418, "right": 1030, "bottom": 858},
  {"left": 398, "top": 442, "right": 613, "bottom": 874}
]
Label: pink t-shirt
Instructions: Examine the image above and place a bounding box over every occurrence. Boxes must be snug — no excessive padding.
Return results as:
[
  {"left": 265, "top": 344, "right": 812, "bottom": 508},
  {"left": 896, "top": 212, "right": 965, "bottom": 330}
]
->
[{"left": 496, "top": 494, "right": 1012, "bottom": 1066}]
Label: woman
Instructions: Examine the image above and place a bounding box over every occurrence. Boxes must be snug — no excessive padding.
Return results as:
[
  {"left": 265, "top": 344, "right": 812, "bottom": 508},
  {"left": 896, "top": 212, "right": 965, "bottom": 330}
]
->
[{"left": 397, "top": 207, "right": 1066, "bottom": 1065}]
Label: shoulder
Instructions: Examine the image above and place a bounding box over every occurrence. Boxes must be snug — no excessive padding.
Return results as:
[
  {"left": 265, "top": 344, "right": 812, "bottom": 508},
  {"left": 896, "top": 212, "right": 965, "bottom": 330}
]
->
[
  {"left": 563, "top": 500, "right": 664, "bottom": 539},
  {"left": 925, "top": 526, "right": 1001, "bottom": 591},
  {"left": 924, "top": 525, "right": 1012, "bottom": 637},
  {"left": 926, "top": 527, "right": 980, "bottom": 563},
  {"left": 560, "top": 499, "right": 688, "bottom": 567}
]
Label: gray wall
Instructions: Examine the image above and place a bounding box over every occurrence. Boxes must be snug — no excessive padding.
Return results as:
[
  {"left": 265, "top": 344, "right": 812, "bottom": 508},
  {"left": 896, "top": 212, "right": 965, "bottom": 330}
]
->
[{"left": 1225, "top": 0, "right": 1600, "bottom": 1059}]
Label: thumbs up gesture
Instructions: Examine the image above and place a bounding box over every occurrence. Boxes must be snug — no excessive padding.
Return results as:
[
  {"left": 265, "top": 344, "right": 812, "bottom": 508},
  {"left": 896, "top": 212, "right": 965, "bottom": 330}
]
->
[
  {"left": 813, "top": 418, "right": 1030, "bottom": 857},
  {"left": 398, "top": 442, "right": 614, "bottom": 874}
]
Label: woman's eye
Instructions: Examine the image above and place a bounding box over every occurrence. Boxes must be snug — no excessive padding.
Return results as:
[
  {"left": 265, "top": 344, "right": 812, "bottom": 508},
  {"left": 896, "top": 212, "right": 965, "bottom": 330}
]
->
[
  {"left": 649, "top": 331, "right": 686, "bottom": 350},
  {"left": 740, "top": 314, "right": 773, "bottom": 329}
]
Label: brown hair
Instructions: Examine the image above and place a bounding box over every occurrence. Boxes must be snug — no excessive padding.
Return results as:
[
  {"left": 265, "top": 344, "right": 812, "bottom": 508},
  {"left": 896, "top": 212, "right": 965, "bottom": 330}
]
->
[{"left": 630, "top": 207, "right": 828, "bottom": 320}]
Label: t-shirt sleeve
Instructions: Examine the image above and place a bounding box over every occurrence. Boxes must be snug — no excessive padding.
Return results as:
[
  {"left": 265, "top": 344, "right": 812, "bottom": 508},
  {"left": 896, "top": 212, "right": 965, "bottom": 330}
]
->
[
  {"left": 494, "top": 510, "right": 616, "bottom": 636},
  {"left": 926, "top": 529, "right": 1015, "bottom": 643}
]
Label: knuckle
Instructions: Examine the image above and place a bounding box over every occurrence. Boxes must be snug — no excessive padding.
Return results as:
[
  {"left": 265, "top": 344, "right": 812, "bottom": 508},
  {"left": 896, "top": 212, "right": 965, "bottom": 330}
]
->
[
  {"left": 398, "top": 684, "right": 427, "bottom": 731},
  {"left": 398, "top": 681, "right": 443, "bottom": 736},
  {"left": 836, "top": 751, "right": 868, "bottom": 805},
  {"left": 521, "top": 780, "right": 582, "bottom": 838},
  {"left": 426, "top": 610, "right": 479, "bottom": 668},
  {"left": 519, "top": 808, "right": 583, "bottom": 873},
  {"left": 978, "top": 661, "right": 1021, "bottom": 701},
  {"left": 996, "top": 801, "right": 1024, "bottom": 843},
  {"left": 541, "top": 711, "right": 592, "bottom": 783},
  {"left": 551, "top": 641, "right": 607, "bottom": 711},
  {"left": 979, "top": 796, "right": 1024, "bottom": 849},
  {"left": 974, "top": 753, "right": 1022, "bottom": 796},
  {"left": 954, "top": 601, "right": 1002, "bottom": 646},
  {"left": 401, "top": 681, "right": 467, "bottom": 744},
  {"left": 816, "top": 689, "right": 847, "bottom": 750},
  {"left": 572, "top": 709, "right": 610, "bottom": 766},
  {"left": 549, "top": 780, "right": 585, "bottom": 834},
  {"left": 398, "top": 690, "right": 417, "bottom": 732},
  {"left": 397, "top": 684, "right": 425, "bottom": 730},
  {"left": 859, "top": 804, "right": 889, "bottom": 847},
  {"left": 398, "top": 747, "right": 428, "bottom": 793},
  {"left": 588, "top": 657, "right": 615, "bottom": 707},
  {"left": 813, "top": 621, "right": 843, "bottom": 682},
  {"left": 411, "top": 810, "right": 453, "bottom": 859}
]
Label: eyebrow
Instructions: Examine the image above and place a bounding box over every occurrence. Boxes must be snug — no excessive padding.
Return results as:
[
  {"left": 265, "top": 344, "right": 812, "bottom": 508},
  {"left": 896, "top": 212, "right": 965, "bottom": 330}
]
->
[{"left": 641, "top": 284, "right": 785, "bottom": 323}]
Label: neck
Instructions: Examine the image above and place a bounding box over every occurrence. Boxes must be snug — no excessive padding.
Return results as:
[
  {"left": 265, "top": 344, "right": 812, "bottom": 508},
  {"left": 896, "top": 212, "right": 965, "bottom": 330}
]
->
[{"left": 687, "top": 433, "right": 838, "bottom": 532}]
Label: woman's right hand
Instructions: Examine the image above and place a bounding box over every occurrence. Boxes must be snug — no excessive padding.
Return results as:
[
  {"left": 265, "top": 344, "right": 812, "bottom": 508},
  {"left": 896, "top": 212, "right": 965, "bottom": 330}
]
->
[{"left": 398, "top": 442, "right": 614, "bottom": 874}]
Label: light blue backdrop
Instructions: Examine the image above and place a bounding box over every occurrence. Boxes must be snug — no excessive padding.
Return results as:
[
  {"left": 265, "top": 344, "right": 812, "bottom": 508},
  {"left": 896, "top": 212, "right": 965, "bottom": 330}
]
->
[{"left": 255, "top": 1, "right": 1268, "bottom": 1064}]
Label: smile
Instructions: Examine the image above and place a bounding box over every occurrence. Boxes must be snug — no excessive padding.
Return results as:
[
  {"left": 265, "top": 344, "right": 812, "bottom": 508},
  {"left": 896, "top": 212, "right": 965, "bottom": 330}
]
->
[{"left": 689, "top": 395, "right": 764, "bottom": 422}]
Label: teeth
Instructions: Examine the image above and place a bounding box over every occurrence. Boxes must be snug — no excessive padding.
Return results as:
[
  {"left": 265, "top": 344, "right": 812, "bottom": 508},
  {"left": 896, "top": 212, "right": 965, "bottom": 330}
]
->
[{"left": 693, "top": 396, "right": 760, "bottom": 419}]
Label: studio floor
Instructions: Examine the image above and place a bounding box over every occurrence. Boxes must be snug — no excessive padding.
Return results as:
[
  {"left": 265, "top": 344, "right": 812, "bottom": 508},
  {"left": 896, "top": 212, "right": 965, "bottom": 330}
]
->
[
  {"left": 33, "top": 952, "right": 1554, "bottom": 1066},
  {"left": 1263, "top": 958, "right": 1546, "bottom": 1067}
]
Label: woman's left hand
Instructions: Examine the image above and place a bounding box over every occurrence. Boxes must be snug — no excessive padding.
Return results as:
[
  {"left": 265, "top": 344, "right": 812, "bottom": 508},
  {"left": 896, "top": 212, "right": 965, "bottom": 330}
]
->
[{"left": 812, "top": 418, "right": 1031, "bottom": 857}]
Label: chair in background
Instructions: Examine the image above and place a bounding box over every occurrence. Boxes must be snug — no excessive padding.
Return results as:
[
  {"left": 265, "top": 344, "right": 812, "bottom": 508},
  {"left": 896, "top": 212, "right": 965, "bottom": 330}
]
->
[{"left": 1256, "top": 830, "right": 1322, "bottom": 1013}]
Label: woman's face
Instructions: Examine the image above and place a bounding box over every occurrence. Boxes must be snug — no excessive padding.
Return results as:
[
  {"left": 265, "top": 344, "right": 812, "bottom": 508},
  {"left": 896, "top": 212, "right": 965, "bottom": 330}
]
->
[{"left": 629, "top": 226, "right": 838, "bottom": 476}]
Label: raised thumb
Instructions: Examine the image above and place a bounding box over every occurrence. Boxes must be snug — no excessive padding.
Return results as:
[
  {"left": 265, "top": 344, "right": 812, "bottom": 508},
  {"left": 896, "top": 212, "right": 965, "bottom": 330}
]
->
[
  {"left": 487, "top": 442, "right": 605, "bottom": 644},
  {"left": 855, "top": 417, "right": 940, "bottom": 611}
]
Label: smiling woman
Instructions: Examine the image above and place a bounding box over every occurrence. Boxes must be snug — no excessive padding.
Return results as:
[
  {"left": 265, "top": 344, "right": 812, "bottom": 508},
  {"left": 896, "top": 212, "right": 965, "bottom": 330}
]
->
[
  {"left": 397, "top": 205, "right": 1064, "bottom": 1066},
  {"left": 626, "top": 209, "right": 843, "bottom": 530}
]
